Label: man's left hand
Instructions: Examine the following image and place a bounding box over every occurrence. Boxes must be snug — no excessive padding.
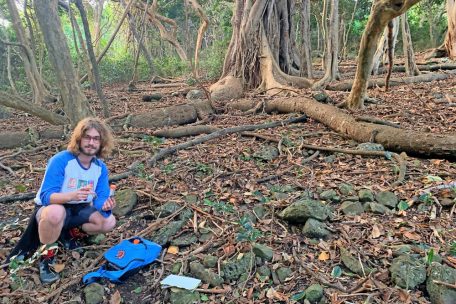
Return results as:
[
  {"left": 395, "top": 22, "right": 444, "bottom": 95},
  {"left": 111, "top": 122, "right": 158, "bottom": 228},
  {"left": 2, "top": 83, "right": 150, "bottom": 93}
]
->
[{"left": 102, "top": 197, "right": 116, "bottom": 211}]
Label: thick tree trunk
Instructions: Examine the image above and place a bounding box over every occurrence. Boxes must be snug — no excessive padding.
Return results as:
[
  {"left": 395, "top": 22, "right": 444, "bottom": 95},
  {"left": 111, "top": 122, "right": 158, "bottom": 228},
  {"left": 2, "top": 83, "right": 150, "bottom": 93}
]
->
[
  {"left": 313, "top": 0, "right": 339, "bottom": 89},
  {"left": 6, "top": 0, "right": 52, "bottom": 105},
  {"left": 372, "top": 18, "right": 399, "bottom": 75},
  {"left": 445, "top": 0, "right": 456, "bottom": 59},
  {"left": 401, "top": 12, "right": 421, "bottom": 76},
  {"left": 218, "top": 0, "right": 311, "bottom": 97},
  {"left": 345, "top": 0, "right": 422, "bottom": 109},
  {"left": 34, "top": 0, "right": 92, "bottom": 124},
  {"left": 92, "top": 0, "right": 105, "bottom": 55},
  {"left": 300, "top": 0, "right": 313, "bottom": 78},
  {"left": 75, "top": 0, "right": 109, "bottom": 118},
  {"left": 231, "top": 97, "right": 456, "bottom": 160},
  {"left": 0, "top": 92, "right": 68, "bottom": 125},
  {"left": 0, "top": 100, "right": 213, "bottom": 149}
]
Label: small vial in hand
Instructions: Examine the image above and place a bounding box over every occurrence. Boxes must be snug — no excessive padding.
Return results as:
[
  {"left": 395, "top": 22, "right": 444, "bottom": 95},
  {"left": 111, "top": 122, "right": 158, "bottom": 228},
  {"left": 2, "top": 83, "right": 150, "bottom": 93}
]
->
[{"left": 109, "top": 184, "right": 117, "bottom": 197}]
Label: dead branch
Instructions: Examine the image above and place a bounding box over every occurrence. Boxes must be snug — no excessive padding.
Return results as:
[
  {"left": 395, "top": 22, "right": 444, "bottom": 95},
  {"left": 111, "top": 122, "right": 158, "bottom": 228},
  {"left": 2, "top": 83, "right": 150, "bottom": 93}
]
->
[
  {"left": 356, "top": 116, "right": 400, "bottom": 128},
  {"left": 147, "top": 115, "right": 307, "bottom": 166}
]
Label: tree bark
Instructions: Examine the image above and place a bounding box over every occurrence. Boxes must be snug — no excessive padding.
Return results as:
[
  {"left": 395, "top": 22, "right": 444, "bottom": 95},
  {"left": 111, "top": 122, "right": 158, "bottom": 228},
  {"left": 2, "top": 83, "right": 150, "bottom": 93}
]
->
[
  {"left": 219, "top": 0, "right": 311, "bottom": 96},
  {"left": 74, "top": 0, "right": 109, "bottom": 118},
  {"left": 327, "top": 69, "right": 456, "bottom": 91},
  {"left": 313, "top": 0, "right": 339, "bottom": 89},
  {"left": 231, "top": 97, "right": 456, "bottom": 160},
  {"left": 188, "top": 0, "right": 209, "bottom": 78},
  {"left": 91, "top": 0, "right": 105, "bottom": 55},
  {"left": 372, "top": 18, "right": 399, "bottom": 75},
  {"left": 141, "top": 0, "right": 188, "bottom": 61},
  {"left": 300, "top": 0, "right": 313, "bottom": 78},
  {"left": 34, "top": 0, "right": 92, "bottom": 124},
  {"left": 401, "top": 12, "right": 421, "bottom": 76},
  {"left": 445, "top": 0, "right": 456, "bottom": 59},
  {"left": 345, "top": 0, "right": 423, "bottom": 109},
  {"left": 6, "top": 0, "right": 52, "bottom": 105},
  {"left": 0, "top": 92, "right": 68, "bottom": 125}
]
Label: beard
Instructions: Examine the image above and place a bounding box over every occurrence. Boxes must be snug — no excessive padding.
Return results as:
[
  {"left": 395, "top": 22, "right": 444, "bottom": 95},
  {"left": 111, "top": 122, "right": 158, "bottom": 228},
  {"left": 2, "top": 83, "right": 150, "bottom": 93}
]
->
[{"left": 79, "top": 144, "right": 100, "bottom": 157}]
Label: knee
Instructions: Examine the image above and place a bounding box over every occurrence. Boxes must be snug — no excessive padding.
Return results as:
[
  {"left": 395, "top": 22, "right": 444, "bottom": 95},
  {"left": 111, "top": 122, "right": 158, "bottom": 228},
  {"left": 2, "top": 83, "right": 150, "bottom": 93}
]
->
[
  {"left": 102, "top": 216, "right": 116, "bottom": 232},
  {"left": 40, "top": 205, "right": 65, "bottom": 226}
]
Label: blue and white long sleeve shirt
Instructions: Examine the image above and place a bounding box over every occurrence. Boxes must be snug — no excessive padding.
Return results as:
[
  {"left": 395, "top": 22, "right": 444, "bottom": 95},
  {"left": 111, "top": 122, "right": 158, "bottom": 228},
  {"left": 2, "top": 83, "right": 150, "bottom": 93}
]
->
[{"left": 34, "top": 150, "right": 111, "bottom": 218}]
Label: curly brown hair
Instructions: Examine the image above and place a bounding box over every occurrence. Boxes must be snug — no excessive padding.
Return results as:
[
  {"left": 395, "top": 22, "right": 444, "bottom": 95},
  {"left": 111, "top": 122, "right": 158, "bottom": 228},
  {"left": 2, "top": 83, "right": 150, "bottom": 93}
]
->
[{"left": 67, "top": 117, "right": 114, "bottom": 159}]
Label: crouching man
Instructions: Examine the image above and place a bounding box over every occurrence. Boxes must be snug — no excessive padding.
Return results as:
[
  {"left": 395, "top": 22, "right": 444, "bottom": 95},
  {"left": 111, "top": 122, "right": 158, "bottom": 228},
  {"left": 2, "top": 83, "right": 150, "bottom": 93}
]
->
[{"left": 35, "top": 117, "right": 116, "bottom": 283}]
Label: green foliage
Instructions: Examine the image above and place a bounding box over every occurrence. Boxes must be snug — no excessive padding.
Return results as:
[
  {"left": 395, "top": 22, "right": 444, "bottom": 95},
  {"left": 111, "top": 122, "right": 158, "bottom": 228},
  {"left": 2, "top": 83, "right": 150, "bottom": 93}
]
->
[
  {"left": 418, "top": 192, "right": 435, "bottom": 205},
  {"left": 135, "top": 163, "right": 152, "bottom": 181},
  {"left": 162, "top": 163, "right": 175, "bottom": 175},
  {"left": 236, "top": 216, "right": 263, "bottom": 242},
  {"left": 426, "top": 248, "right": 435, "bottom": 265},
  {"left": 153, "top": 56, "right": 189, "bottom": 78},
  {"left": 203, "top": 198, "right": 234, "bottom": 214},
  {"left": 196, "top": 163, "right": 212, "bottom": 175},
  {"left": 397, "top": 200, "right": 410, "bottom": 211},
  {"left": 143, "top": 136, "right": 165, "bottom": 147},
  {"left": 331, "top": 265, "right": 342, "bottom": 278},
  {"left": 450, "top": 241, "right": 456, "bottom": 256},
  {"left": 199, "top": 37, "right": 230, "bottom": 80}
]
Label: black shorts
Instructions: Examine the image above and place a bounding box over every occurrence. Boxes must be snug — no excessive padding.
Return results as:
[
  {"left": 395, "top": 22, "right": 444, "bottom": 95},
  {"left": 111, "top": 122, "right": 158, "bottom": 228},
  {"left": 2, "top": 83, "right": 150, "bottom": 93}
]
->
[{"left": 36, "top": 203, "right": 97, "bottom": 229}]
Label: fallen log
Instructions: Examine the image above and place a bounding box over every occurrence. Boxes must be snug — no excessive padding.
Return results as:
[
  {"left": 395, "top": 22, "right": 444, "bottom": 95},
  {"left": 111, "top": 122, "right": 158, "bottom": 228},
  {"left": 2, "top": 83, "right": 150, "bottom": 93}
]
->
[
  {"left": 230, "top": 98, "right": 456, "bottom": 160},
  {"left": 0, "top": 100, "right": 214, "bottom": 149},
  {"left": 376, "top": 63, "right": 456, "bottom": 74},
  {"left": 327, "top": 70, "right": 456, "bottom": 91}
]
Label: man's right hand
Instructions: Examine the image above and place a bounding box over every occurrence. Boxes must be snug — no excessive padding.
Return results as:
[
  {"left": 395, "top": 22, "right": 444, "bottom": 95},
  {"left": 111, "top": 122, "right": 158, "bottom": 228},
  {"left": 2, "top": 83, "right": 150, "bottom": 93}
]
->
[{"left": 72, "top": 186, "right": 95, "bottom": 201}]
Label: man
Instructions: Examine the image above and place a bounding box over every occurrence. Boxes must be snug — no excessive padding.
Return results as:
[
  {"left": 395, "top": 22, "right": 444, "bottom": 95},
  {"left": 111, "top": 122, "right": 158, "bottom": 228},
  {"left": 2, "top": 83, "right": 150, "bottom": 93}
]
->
[{"left": 34, "top": 117, "right": 116, "bottom": 283}]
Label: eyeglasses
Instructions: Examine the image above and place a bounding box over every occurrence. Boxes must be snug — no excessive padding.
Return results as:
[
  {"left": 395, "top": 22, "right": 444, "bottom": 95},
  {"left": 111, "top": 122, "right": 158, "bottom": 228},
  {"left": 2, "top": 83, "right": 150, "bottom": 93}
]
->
[{"left": 82, "top": 134, "right": 101, "bottom": 143}]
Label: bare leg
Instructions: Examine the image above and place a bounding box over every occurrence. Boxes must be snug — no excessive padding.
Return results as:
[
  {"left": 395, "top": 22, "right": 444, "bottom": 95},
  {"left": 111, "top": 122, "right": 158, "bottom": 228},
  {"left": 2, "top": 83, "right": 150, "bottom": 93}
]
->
[
  {"left": 82, "top": 212, "right": 116, "bottom": 234},
  {"left": 37, "top": 205, "right": 66, "bottom": 244}
]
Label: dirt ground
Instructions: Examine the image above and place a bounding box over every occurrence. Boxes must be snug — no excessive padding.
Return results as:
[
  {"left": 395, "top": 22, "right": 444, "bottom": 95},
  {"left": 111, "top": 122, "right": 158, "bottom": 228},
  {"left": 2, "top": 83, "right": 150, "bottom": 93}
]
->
[{"left": 0, "top": 58, "right": 455, "bottom": 303}]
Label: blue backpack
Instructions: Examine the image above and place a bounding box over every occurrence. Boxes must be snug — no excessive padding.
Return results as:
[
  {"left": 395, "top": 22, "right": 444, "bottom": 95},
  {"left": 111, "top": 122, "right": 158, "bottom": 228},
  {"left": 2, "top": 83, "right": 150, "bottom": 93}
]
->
[{"left": 83, "top": 237, "right": 162, "bottom": 284}]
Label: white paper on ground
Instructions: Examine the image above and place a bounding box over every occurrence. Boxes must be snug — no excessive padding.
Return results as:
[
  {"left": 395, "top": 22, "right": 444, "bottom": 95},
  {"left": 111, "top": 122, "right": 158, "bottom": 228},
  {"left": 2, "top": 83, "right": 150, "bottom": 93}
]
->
[{"left": 160, "top": 274, "right": 201, "bottom": 290}]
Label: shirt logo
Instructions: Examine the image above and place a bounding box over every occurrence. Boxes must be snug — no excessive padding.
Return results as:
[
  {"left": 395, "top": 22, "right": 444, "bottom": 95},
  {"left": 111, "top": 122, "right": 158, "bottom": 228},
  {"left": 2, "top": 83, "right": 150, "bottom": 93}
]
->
[{"left": 68, "top": 178, "right": 77, "bottom": 189}]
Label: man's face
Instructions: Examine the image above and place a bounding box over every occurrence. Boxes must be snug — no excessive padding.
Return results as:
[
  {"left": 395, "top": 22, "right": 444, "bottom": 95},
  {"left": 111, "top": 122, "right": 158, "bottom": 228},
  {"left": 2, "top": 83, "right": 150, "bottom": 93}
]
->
[{"left": 80, "top": 128, "right": 101, "bottom": 157}]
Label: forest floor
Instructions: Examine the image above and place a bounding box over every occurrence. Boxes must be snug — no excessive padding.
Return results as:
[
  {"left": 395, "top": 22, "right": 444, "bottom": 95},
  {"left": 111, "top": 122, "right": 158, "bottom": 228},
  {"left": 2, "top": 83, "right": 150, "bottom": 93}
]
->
[{"left": 0, "top": 57, "right": 455, "bottom": 304}]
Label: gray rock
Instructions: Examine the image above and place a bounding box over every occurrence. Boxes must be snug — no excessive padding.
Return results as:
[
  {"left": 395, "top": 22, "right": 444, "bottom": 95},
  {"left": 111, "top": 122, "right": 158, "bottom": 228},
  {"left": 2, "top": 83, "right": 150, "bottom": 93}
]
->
[
  {"left": 356, "top": 142, "right": 385, "bottom": 151},
  {"left": 184, "top": 194, "right": 198, "bottom": 204},
  {"left": 340, "top": 201, "right": 364, "bottom": 216},
  {"left": 171, "top": 233, "right": 198, "bottom": 247},
  {"left": 252, "top": 243, "right": 273, "bottom": 261},
  {"left": 426, "top": 262, "right": 456, "bottom": 304},
  {"left": 358, "top": 189, "right": 374, "bottom": 202},
  {"left": 253, "top": 205, "right": 268, "bottom": 219},
  {"left": 302, "top": 218, "right": 330, "bottom": 239},
  {"left": 203, "top": 255, "right": 218, "bottom": 268},
  {"left": 279, "top": 199, "right": 330, "bottom": 223},
  {"left": 364, "top": 202, "right": 392, "bottom": 214},
  {"left": 171, "top": 262, "right": 182, "bottom": 274},
  {"left": 338, "top": 183, "right": 354, "bottom": 196},
  {"left": 375, "top": 191, "right": 399, "bottom": 208},
  {"left": 169, "top": 289, "right": 200, "bottom": 304},
  {"left": 440, "top": 198, "right": 455, "bottom": 207},
  {"left": 155, "top": 202, "right": 181, "bottom": 218},
  {"left": 253, "top": 145, "right": 279, "bottom": 161},
  {"left": 344, "top": 196, "right": 359, "bottom": 202},
  {"left": 142, "top": 92, "right": 162, "bottom": 102},
  {"left": 276, "top": 267, "right": 292, "bottom": 283},
  {"left": 112, "top": 189, "right": 137, "bottom": 216},
  {"left": 152, "top": 220, "right": 186, "bottom": 246},
  {"left": 390, "top": 255, "right": 426, "bottom": 289},
  {"left": 257, "top": 265, "right": 271, "bottom": 277},
  {"left": 319, "top": 189, "right": 338, "bottom": 202},
  {"left": 186, "top": 89, "right": 205, "bottom": 100},
  {"left": 324, "top": 155, "right": 336, "bottom": 163},
  {"left": 390, "top": 244, "right": 412, "bottom": 256},
  {"left": 199, "top": 231, "right": 214, "bottom": 242},
  {"left": 189, "top": 261, "right": 224, "bottom": 287},
  {"left": 340, "top": 248, "right": 373, "bottom": 276},
  {"left": 222, "top": 253, "right": 254, "bottom": 281},
  {"left": 312, "top": 91, "right": 330, "bottom": 103},
  {"left": 305, "top": 284, "right": 324, "bottom": 304},
  {"left": 83, "top": 283, "right": 104, "bottom": 304}
]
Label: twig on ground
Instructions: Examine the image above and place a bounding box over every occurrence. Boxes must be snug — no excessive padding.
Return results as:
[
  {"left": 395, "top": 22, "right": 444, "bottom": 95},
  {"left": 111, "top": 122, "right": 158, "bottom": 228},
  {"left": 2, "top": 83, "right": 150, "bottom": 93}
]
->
[
  {"left": 433, "top": 280, "right": 456, "bottom": 289},
  {"left": 356, "top": 116, "right": 400, "bottom": 128},
  {"left": 147, "top": 115, "right": 307, "bottom": 166},
  {"left": 0, "top": 161, "right": 15, "bottom": 175}
]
